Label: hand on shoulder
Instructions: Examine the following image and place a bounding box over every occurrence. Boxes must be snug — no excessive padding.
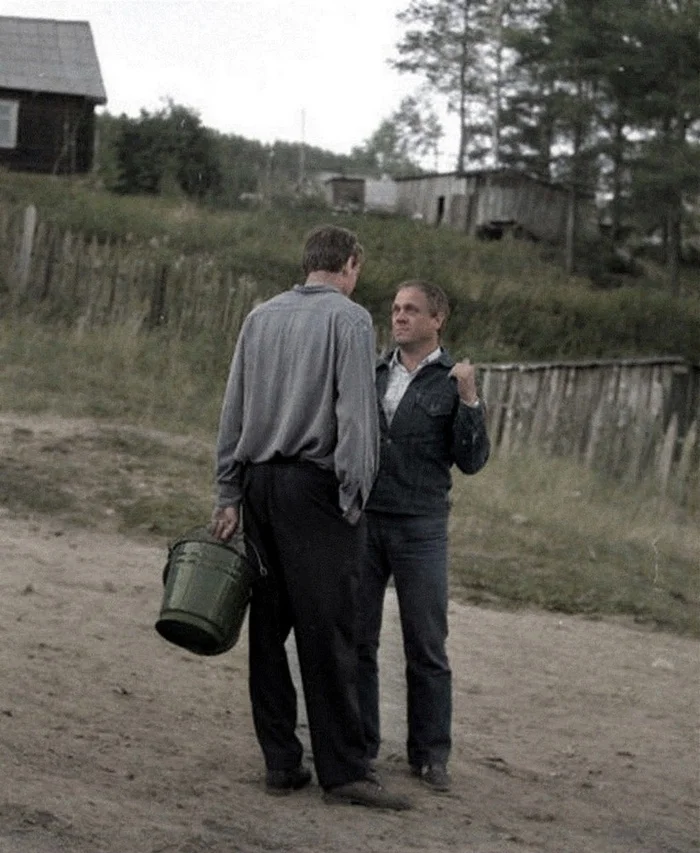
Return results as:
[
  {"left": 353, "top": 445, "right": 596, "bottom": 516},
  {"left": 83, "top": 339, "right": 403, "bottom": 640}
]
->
[{"left": 449, "top": 359, "right": 479, "bottom": 406}]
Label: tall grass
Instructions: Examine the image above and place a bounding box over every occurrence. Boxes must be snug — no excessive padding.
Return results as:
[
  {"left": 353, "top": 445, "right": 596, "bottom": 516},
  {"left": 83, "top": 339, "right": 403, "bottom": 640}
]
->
[
  {"left": 1, "top": 313, "right": 698, "bottom": 636},
  {"left": 0, "top": 316, "right": 227, "bottom": 433},
  {"left": 1, "top": 172, "right": 698, "bottom": 635},
  {"left": 449, "top": 452, "right": 699, "bottom": 635}
]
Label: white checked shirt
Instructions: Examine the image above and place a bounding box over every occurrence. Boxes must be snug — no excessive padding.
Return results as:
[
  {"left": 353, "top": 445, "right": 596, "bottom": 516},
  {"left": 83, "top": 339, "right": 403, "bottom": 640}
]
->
[{"left": 382, "top": 347, "right": 442, "bottom": 426}]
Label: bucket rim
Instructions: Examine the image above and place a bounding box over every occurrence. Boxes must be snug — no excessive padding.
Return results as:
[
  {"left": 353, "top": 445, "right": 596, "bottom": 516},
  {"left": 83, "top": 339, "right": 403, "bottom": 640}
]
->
[
  {"left": 163, "top": 525, "right": 266, "bottom": 586},
  {"left": 168, "top": 525, "right": 246, "bottom": 556}
]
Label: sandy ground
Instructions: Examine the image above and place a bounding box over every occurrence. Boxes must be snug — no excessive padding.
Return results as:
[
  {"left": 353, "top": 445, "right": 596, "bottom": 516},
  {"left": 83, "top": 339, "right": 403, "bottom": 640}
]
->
[
  {"left": 1, "top": 514, "right": 698, "bottom": 853},
  {"left": 0, "top": 416, "right": 698, "bottom": 853}
]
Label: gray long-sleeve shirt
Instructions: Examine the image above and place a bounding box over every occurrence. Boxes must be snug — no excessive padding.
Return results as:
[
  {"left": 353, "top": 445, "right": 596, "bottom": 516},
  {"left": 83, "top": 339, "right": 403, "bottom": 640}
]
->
[{"left": 215, "top": 283, "right": 379, "bottom": 519}]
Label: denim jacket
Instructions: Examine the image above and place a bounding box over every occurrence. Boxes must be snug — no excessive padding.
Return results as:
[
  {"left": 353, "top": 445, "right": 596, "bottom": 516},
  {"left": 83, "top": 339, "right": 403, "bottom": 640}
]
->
[{"left": 365, "top": 349, "right": 490, "bottom": 516}]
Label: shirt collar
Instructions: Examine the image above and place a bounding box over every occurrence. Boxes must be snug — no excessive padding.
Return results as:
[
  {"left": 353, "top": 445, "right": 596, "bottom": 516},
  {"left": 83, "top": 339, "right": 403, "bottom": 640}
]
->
[
  {"left": 292, "top": 283, "right": 344, "bottom": 295},
  {"left": 390, "top": 346, "right": 443, "bottom": 372}
]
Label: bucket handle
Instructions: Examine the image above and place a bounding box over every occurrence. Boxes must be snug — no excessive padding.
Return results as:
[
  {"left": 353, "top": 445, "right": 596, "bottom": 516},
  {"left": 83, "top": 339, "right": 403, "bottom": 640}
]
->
[
  {"left": 162, "top": 527, "right": 267, "bottom": 586},
  {"left": 244, "top": 536, "right": 268, "bottom": 579}
]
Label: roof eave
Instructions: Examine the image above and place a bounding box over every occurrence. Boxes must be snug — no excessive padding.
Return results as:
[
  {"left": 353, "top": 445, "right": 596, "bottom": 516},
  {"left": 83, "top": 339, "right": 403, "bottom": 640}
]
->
[{"left": 0, "top": 84, "right": 107, "bottom": 104}]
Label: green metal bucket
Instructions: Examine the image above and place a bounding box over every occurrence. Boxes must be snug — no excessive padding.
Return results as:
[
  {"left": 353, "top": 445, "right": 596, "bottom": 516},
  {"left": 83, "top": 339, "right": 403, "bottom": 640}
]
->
[{"left": 155, "top": 526, "right": 257, "bottom": 656}]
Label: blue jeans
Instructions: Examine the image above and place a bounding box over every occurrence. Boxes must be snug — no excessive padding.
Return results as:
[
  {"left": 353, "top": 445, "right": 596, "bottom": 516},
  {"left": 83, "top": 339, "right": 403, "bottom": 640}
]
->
[{"left": 357, "top": 512, "right": 451, "bottom": 768}]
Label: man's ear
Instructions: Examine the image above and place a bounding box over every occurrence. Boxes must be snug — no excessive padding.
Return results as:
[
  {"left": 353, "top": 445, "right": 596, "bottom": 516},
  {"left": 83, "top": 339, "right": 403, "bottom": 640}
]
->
[{"left": 342, "top": 257, "right": 357, "bottom": 276}]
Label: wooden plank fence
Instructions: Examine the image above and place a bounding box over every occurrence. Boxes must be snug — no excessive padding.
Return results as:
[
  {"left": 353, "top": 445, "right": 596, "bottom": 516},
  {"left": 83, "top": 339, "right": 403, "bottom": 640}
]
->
[
  {"left": 478, "top": 357, "right": 699, "bottom": 505},
  {"left": 1, "top": 202, "right": 698, "bottom": 504},
  {"left": 0, "top": 202, "right": 261, "bottom": 350}
]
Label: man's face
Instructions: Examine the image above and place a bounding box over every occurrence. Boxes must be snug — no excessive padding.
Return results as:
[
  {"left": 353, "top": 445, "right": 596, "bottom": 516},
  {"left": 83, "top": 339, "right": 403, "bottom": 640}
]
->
[{"left": 391, "top": 287, "right": 442, "bottom": 348}]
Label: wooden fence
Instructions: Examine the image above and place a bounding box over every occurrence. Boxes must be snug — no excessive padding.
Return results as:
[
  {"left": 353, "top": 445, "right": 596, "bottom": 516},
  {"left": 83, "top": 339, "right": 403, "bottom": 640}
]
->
[
  {"left": 1, "top": 202, "right": 698, "bottom": 504},
  {"left": 0, "top": 203, "right": 260, "bottom": 348},
  {"left": 478, "top": 357, "right": 699, "bottom": 504}
]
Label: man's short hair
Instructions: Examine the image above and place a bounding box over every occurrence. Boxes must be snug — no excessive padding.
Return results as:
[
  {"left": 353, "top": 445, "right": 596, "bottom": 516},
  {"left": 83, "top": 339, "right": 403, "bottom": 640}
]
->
[
  {"left": 302, "top": 225, "right": 364, "bottom": 277},
  {"left": 395, "top": 280, "right": 451, "bottom": 328}
]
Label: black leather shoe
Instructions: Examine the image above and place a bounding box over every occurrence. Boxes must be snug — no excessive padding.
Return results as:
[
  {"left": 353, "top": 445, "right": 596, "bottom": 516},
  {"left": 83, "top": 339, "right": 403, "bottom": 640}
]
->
[
  {"left": 323, "top": 778, "right": 412, "bottom": 810},
  {"left": 366, "top": 760, "right": 381, "bottom": 784},
  {"left": 411, "top": 763, "right": 451, "bottom": 792},
  {"left": 265, "top": 765, "right": 312, "bottom": 795}
]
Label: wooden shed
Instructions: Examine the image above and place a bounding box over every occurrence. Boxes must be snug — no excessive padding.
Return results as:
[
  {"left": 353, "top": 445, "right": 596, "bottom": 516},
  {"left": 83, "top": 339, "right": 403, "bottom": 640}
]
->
[
  {"left": 0, "top": 16, "right": 107, "bottom": 175},
  {"left": 324, "top": 176, "right": 366, "bottom": 212},
  {"left": 395, "top": 168, "right": 594, "bottom": 244}
]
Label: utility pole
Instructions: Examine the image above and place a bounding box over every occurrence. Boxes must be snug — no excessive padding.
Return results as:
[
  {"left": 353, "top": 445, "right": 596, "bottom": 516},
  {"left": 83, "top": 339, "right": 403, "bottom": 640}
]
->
[
  {"left": 298, "top": 108, "right": 306, "bottom": 191},
  {"left": 265, "top": 147, "right": 275, "bottom": 206}
]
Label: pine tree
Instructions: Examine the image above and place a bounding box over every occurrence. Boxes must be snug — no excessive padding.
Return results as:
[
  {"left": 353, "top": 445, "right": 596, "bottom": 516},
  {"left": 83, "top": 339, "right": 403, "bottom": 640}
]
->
[
  {"left": 622, "top": 0, "right": 700, "bottom": 291},
  {"left": 503, "top": 0, "right": 700, "bottom": 284},
  {"left": 351, "top": 96, "right": 443, "bottom": 174},
  {"left": 392, "top": 0, "right": 494, "bottom": 170}
]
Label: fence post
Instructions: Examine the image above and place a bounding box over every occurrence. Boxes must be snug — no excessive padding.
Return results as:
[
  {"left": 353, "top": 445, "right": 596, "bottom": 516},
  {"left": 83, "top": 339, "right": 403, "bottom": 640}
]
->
[
  {"left": 657, "top": 414, "right": 678, "bottom": 495},
  {"left": 16, "top": 204, "right": 37, "bottom": 298},
  {"left": 673, "top": 420, "right": 697, "bottom": 503},
  {"left": 147, "top": 263, "right": 168, "bottom": 328}
]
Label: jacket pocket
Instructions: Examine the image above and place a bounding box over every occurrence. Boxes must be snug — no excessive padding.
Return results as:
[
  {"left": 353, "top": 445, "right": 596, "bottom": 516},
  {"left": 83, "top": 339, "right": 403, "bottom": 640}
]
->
[{"left": 415, "top": 392, "right": 455, "bottom": 418}]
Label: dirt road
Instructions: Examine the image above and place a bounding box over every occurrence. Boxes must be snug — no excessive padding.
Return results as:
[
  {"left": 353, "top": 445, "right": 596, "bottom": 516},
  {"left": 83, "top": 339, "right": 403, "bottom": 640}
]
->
[{"left": 1, "top": 505, "right": 698, "bottom": 853}]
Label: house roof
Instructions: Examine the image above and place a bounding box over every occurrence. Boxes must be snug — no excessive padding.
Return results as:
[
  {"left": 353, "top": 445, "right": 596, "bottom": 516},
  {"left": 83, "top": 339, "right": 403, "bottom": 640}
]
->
[{"left": 0, "top": 16, "right": 107, "bottom": 104}]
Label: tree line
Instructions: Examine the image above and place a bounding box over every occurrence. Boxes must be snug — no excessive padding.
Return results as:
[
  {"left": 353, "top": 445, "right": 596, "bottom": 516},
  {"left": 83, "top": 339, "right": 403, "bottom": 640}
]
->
[
  {"left": 96, "top": 0, "right": 699, "bottom": 290},
  {"left": 96, "top": 101, "right": 387, "bottom": 210}
]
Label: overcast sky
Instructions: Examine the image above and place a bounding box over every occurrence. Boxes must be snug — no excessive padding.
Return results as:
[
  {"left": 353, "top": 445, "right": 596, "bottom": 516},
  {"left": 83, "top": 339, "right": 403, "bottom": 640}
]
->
[{"left": 1, "top": 0, "right": 456, "bottom": 165}]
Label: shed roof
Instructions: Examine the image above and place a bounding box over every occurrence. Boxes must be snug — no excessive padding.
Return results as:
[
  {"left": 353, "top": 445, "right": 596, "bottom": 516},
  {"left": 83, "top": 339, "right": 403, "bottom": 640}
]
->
[
  {"left": 394, "top": 167, "right": 557, "bottom": 186},
  {"left": 393, "top": 167, "right": 596, "bottom": 199},
  {"left": 0, "top": 16, "right": 107, "bottom": 104},
  {"left": 324, "top": 175, "right": 366, "bottom": 185}
]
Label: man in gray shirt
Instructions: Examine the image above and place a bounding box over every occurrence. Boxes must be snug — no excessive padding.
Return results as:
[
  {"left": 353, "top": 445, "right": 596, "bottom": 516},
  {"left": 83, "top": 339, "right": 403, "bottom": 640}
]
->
[{"left": 212, "top": 225, "right": 410, "bottom": 811}]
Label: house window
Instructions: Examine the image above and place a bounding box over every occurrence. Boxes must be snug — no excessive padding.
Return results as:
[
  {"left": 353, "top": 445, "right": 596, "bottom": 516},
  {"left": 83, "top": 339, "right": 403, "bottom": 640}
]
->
[{"left": 0, "top": 99, "right": 19, "bottom": 148}]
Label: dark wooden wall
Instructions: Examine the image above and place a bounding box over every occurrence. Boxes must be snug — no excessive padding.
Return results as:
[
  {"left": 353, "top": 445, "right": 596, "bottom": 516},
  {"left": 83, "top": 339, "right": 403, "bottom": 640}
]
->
[
  {"left": 329, "top": 179, "right": 365, "bottom": 210},
  {"left": 0, "top": 90, "right": 96, "bottom": 174}
]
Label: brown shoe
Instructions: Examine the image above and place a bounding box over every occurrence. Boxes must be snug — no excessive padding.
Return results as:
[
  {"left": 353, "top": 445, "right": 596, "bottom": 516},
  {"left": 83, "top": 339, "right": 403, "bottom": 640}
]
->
[{"left": 323, "top": 778, "right": 412, "bottom": 811}]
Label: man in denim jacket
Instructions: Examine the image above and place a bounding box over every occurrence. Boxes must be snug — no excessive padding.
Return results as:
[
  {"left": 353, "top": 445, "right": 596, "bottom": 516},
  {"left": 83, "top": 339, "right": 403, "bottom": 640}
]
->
[{"left": 357, "top": 280, "right": 490, "bottom": 793}]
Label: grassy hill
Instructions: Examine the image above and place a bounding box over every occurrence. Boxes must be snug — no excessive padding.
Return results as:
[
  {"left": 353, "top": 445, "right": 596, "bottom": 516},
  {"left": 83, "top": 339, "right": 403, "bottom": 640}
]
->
[
  {"left": 1, "top": 170, "right": 698, "bottom": 637},
  {"left": 2, "top": 169, "right": 699, "bottom": 364}
]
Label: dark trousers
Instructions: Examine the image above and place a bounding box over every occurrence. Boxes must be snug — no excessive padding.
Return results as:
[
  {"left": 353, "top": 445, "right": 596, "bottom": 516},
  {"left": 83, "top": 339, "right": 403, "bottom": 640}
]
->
[
  {"left": 357, "top": 512, "right": 451, "bottom": 768},
  {"left": 242, "top": 461, "right": 369, "bottom": 790}
]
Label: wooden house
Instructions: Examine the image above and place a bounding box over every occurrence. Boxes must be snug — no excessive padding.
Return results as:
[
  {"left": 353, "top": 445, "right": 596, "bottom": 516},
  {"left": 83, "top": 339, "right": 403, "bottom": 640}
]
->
[
  {"left": 365, "top": 175, "right": 398, "bottom": 214},
  {"left": 395, "top": 168, "right": 595, "bottom": 244},
  {"left": 0, "top": 16, "right": 107, "bottom": 175}
]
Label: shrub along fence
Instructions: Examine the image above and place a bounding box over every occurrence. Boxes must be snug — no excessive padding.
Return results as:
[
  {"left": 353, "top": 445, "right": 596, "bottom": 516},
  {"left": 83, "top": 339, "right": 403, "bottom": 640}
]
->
[{"left": 2, "top": 203, "right": 698, "bottom": 505}]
